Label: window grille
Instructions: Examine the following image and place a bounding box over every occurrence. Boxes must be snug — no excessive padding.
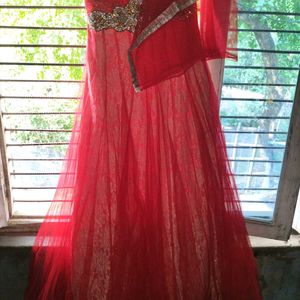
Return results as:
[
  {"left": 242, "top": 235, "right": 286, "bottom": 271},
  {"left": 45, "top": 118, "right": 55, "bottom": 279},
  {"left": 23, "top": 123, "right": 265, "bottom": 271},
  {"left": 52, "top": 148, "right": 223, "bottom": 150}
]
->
[
  {"left": 220, "top": 2, "right": 300, "bottom": 239},
  {"left": 0, "top": 1, "right": 86, "bottom": 219},
  {"left": 0, "top": 1, "right": 299, "bottom": 240}
]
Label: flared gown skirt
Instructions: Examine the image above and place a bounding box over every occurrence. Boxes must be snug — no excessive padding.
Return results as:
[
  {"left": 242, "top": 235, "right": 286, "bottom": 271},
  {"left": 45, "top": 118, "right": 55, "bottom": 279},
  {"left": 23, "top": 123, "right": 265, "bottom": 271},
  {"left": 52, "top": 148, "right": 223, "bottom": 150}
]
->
[{"left": 25, "top": 28, "right": 262, "bottom": 300}]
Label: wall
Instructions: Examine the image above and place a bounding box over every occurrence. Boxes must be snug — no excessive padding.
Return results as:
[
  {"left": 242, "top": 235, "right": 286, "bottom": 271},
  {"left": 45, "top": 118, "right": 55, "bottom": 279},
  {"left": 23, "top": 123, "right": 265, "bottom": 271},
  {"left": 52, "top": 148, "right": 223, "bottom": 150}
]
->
[
  {"left": 255, "top": 247, "right": 300, "bottom": 300},
  {"left": 0, "top": 246, "right": 299, "bottom": 300},
  {"left": 0, "top": 247, "right": 31, "bottom": 300}
]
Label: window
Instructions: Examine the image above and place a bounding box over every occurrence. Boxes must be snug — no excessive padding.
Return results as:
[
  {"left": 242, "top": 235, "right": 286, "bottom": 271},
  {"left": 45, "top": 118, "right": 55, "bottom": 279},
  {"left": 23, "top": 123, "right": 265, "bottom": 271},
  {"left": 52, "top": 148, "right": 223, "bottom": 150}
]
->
[
  {"left": 220, "top": 1, "right": 300, "bottom": 240},
  {"left": 0, "top": 0, "right": 299, "bottom": 240},
  {"left": 0, "top": 1, "right": 86, "bottom": 225}
]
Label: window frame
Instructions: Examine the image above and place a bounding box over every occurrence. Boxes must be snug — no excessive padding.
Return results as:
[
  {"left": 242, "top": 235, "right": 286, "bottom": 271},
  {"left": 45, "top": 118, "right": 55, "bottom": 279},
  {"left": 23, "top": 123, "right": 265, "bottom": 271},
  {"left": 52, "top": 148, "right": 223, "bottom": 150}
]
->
[
  {"left": 212, "top": 7, "right": 300, "bottom": 241},
  {"left": 0, "top": 4, "right": 299, "bottom": 242},
  {"left": 245, "top": 69, "right": 300, "bottom": 241},
  {"left": 0, "top": 109, "right": 11, "bottom": 228},
  {"left": 209, "top": 60, "right": 300, "bottom": 241}
]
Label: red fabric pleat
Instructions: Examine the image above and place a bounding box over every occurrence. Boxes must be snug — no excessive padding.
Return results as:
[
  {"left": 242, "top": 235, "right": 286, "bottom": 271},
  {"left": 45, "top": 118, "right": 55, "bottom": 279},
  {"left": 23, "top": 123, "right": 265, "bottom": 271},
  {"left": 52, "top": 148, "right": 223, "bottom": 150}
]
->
[{"left": 25, "top": 1, "right": 262, "bottom": 299}]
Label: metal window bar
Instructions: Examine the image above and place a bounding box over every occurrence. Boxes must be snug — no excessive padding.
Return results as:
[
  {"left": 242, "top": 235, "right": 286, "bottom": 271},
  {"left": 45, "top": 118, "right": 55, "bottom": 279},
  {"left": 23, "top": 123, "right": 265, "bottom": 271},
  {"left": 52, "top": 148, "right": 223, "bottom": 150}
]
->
[
  {"left": 0, "top": 26, "right": 86, "bottom": 30},
  {"left": 7, "top": 143, "right": 71, "bottom": 146},
  {"left": 0, "top": 5, "right": 299, "bottom": 222},
  {"left": 1, "top": 113, "right": 291, "bottom": 119},
  {"left": 223, "top": 83, "right": 296, "bottom": 87},
  {"left": 6, "top": 129, "right": 72, "bottom": 132},
  {"left": 2, "top": 112, "right": 75, "bottom": 115},
  {"left": 0, "top": 79, "right": 83, "bottom": 83},
  {"left": 223, "top": 130, "right": 288, "bottom": 134},
  {"left": 237, "top": 29, "right": 300, "bottom": 34},
  {"left": 228, "top": 48, "right": 300, "bottom": 54},
  {"left": 225, "top": 66, "right": 300, "bottom": 71},
  {"left": 7, "top": 157, "right": 282, "bottom": 163},
  {"left": 1, "top": 96, "right": 294, "bottom": 102},
  {"left": 9, "top": 158, "right": 66, "bottom": 161},
  {"left": 1, "top": 96, "right": 80, "bottom": 99},
  {"left": 233, "top": 174, "right": 280, "bottom": 177},
  {"left": 0, "top": 5, "right": 86, "bottom": 9},
  {"left": 2, "top": 26, "right": 300, "bottom": 34},
  {"left": 1, "top": 6, "right": 299, "bottom": 16},
  {"left": 221, "top": 98, "right": 293, "bottom": 103},
  {"left": 0, "top": 44, "right": 86, "bottom": 48}
]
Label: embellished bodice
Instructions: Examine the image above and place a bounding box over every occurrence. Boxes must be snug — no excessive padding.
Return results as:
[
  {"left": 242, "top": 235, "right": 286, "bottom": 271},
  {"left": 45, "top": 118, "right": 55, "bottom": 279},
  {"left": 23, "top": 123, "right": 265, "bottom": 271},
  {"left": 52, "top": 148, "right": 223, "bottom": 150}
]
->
[
  {"left": 84, "top": 0, "right": 227, "bottom": 92},
  {"left": 86, "top": 0, "right": 141, "bottom": 33}
]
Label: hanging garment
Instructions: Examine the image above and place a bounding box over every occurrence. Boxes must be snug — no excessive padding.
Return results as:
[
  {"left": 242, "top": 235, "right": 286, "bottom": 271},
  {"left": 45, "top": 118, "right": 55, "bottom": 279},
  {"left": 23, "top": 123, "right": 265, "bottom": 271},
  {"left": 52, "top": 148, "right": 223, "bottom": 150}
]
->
[{"left": 25, "top": 0, "right": 262, "bottom": 299}]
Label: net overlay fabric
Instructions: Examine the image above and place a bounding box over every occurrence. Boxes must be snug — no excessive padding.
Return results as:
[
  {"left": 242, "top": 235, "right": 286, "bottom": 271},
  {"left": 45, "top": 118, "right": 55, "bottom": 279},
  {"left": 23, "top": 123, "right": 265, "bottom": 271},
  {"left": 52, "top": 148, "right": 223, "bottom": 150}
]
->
[{"left": 25, "top": 0, "right": 262, "bottom": 299}]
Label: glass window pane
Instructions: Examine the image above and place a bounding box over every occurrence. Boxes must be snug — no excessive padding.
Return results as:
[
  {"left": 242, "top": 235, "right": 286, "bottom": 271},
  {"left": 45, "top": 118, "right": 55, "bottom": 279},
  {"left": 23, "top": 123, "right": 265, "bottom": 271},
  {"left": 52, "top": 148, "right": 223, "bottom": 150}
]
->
[{"left": 221, "top": 1, "right": 300, "bottom": 221}]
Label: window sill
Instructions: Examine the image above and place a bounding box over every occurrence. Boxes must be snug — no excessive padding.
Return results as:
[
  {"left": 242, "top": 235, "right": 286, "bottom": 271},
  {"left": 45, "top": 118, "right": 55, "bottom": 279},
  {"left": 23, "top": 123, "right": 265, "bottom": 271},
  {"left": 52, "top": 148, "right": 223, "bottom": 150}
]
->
[
  {"left": 0, "top": 219, "right": 41, "bottom": 235},
  {"left": 1, "top": 218, "right": 299, "bottom": 248},
  {"left": 0, "top": 235, "right": 35, "bottom": 247},
  {"left": 250, "top": 234, "right": 300, "bottom": 248},
  {"left": 0, "top": 230, "right": 299, "bottom": 248}
]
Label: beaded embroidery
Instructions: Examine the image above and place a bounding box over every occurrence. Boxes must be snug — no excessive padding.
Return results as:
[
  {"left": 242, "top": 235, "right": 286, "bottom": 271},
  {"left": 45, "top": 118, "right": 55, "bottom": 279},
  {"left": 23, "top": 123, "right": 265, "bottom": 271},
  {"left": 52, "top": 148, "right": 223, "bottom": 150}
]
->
[{"left": 88, "top": 0, "right": 141, "bottom": 32}]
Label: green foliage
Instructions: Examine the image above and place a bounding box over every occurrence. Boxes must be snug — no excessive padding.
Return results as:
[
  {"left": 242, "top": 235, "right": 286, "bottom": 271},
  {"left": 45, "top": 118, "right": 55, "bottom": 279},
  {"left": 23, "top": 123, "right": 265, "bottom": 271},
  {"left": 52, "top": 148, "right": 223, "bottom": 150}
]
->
[
  {"left": 1, "top": 0, "right": 86, "bottom": 152},
  {"left": 15, "top": 103, "right": 77, "bottom": 142},
  {"left": 1, "top": 0, "right": 299, "bottom": 148},
  {"left": 221, "top": 0, "right": 299, "bottom": 139}
]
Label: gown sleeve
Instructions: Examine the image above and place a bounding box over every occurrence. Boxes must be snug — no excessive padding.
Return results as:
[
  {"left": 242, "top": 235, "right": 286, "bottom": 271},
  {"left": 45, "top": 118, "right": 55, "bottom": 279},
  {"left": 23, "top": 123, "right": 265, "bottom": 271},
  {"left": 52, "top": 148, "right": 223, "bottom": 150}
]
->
[
  {"left": 129, "top": 0, "right": 238, "bottom": 91},
  {"left": 199, "top": 0, "right": 238, "bottom": 60}
]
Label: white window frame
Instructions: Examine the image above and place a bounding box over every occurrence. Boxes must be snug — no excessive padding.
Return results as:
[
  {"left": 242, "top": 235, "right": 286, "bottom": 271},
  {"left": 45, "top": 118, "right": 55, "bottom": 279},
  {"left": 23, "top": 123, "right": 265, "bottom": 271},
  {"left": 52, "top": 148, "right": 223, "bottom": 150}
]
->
[
  {"left": 245, "top": 70, "right": 300, "bottom": 240},
  {"left": 0, "top": 112, "right": 11, "bottom": 228}
]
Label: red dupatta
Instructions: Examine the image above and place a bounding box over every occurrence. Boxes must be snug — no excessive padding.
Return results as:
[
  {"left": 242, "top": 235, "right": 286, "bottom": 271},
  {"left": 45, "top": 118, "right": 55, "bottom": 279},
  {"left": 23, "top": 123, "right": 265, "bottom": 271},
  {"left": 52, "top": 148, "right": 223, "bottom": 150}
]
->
[{"left": 130, "top": 0, "right": 238, "bottom": 91}]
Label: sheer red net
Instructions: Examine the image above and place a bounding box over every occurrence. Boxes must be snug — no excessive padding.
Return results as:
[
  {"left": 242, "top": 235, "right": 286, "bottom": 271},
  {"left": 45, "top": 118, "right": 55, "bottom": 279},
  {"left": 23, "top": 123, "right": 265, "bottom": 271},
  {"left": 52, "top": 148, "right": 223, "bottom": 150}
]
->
[
  {"left": 130, "top": 0, "right": 238, "bottom": 90},
  {"left": 25, "top": 0, "right": 262, "bottom": 299}
]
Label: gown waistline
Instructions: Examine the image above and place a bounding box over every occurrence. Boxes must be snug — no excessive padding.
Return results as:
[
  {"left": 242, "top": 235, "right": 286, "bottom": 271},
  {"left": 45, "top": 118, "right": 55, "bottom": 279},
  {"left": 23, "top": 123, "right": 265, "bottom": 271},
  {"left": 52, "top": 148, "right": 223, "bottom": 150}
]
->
[{"left": 87, "top": 0, "right": 141, "bottom": 33}]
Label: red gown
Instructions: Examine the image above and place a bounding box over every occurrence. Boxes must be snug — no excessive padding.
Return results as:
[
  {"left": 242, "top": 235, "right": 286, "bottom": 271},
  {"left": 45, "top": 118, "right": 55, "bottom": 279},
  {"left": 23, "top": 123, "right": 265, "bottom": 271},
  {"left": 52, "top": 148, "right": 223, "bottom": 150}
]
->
[{"left": 25, "top": 0, "right": 262, "bottom": 299}]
